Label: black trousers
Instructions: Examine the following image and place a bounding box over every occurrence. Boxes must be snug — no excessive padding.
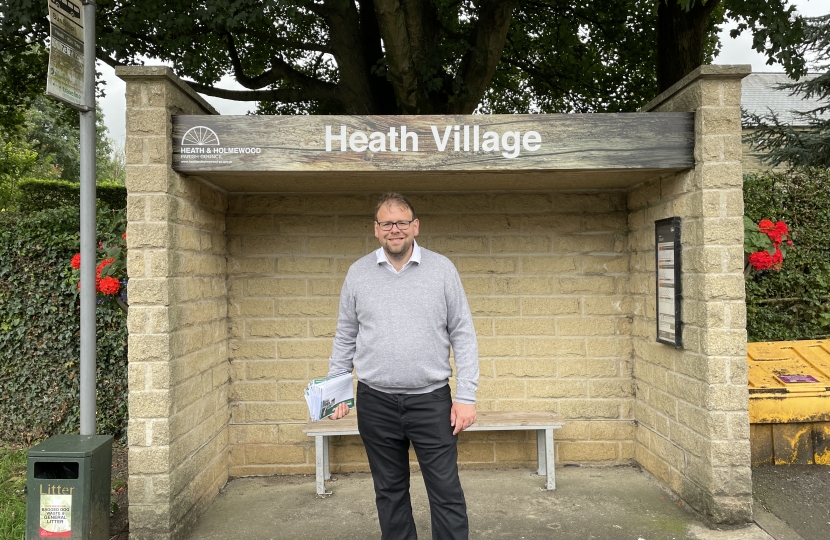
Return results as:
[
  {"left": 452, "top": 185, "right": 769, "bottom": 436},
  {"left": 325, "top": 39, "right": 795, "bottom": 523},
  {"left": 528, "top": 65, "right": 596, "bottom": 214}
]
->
[{"left": 357, "top": 381, "right": 469, "bottom": 540}]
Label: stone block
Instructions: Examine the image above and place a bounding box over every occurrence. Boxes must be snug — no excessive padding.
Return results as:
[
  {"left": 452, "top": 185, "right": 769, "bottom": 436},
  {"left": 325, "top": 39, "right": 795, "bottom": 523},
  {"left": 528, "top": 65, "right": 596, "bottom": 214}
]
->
[
  {"left": 306, "top": 236, "right": 367, "bottom": 255},
  {"left": 428, "top": 235, "right": 488, "bottom": 254},
  {"left": 589, "top": 380, "right": 633, "bottom": 398},
  {"left": 244, "top": 278, "right": 306, "bottom": 297},
  {"left": 520, "top": 214, "right": 582, "bottom": 234},
  {"left": 276, "top": 257, "right": 333, "bottom": 274},
  {"left": 558, "top": 359, "right": 619, "bottom": 378},
  {"left": 494, "top": 359, "right": 555, "bottom": 377},
  {"left": 250, "top": 319, "right": 308, "bottom": 338},
  {"left": 309, "top": 278, "right": 345, "bottom": 296},
  {"left": 245, "top": 445, "right": 305, "bottom": 464},
  {"left": 555, "top": 234, "right": 616, "bottom": 253},
  {"left": 243, "top": 236, "right": 305, "bottom": 255},
  {"left": 491, "top": 236, "right": 551, "bottom": 253},
  {"left": 458, "top": 257, "right": 517, "bottom": 274},
  {"left": 494, "top": 276, "right": 553, "bottom": 294},
  {"left": 556, "top": 276, "right": 615, "bottom": 294},
  {"left": 230, "top": 382, "right": 277, "bottom": 402},
  {"left": 520, "top": 297, "right": 579, "bottom": 316},
  {"left": 519, "top": 256, "right": 578, "bottom": 274},
  {"left": 524, "top": 337, "right": 585, "bottom": 357},
  {"left": 272, "top": 215, "right": 334, "bottom": 234},
  {"left": 246, "top": 360, "right": 308, "bottom": 380},
  {"left": 478, "top": 337, "right": 522, "bottom": 357},
  {"left": 277, "top": 340, "right": 331, "bottom": 359},
  {"left": 468, "top": 298, "right": 520, "bottom": 316},
  {"left": 246, "top": 403, "right": 308, "bottom": 422},
  {"left": 560, "top": 400, "right": 620, "bottom": 419},
  {"left": 460, "top": 214, "right": 519, "bottom": 232},
  {"left": 558, "top": 442, "right": 618, "bottom": 462},
  {"left": 494, "top": 318, "right": 556, "bottom": 335},
  {"left": 557, "top": 317, "right": 617, "bottom": 336},
  {"left": 276, "top": 298, "right": 339, "bottom": 317},
  {"left": 526, "top": 379, "right": 587, "bottom": 398}
]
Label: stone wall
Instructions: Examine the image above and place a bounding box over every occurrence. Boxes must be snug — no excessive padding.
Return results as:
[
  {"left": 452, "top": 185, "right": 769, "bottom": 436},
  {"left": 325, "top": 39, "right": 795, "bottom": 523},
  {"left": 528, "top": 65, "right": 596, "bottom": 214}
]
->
[
  {"left": 118, "top": 67, "right": 230, "bottom": 540},
  {"left": 225, "top": 192, "right": 637, "bottom": 476},
  {"left": 633, "top": 65, "right": 752, "bottom": 524}
]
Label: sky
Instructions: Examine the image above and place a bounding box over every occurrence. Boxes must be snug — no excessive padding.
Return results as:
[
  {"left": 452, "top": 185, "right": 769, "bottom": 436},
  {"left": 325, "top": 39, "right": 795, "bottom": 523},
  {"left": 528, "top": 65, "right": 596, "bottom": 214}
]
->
[{"left": 96, "top": 0, "right": 829, "bottom": 148}]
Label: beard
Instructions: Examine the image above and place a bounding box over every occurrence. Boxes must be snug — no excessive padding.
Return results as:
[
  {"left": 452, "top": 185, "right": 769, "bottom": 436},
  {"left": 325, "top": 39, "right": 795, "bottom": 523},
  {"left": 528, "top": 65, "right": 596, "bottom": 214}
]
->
[{"left": 383, "top": 238, "right": 413, "bottom": 259}]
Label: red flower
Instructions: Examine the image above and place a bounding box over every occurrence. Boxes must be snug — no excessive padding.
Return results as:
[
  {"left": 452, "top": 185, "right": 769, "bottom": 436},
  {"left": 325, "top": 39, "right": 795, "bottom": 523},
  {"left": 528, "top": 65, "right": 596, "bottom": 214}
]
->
[
  {"left": 749, "top": 251, "right": 774, "bottom": 271},
  {"left": 758, "top": 220, "right": 775, "bottom": 233},
  {"left": 71, "top": 253, "right": 81, "bottom": 269},
  {"left": 97, "top": 276, "right": 121, "bottom": 295},
  {"left": 122, "top": 232, "right": 127, "bottom": 239},
  {"left": 771, "top": 248, "right": 784, "bottom": 270}
]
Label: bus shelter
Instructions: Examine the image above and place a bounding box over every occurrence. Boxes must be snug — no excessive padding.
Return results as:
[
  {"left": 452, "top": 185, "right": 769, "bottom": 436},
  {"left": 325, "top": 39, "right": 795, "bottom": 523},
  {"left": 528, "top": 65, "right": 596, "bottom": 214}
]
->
[{"left": 117, "top": 64, "right": 752, "bottom": 539}]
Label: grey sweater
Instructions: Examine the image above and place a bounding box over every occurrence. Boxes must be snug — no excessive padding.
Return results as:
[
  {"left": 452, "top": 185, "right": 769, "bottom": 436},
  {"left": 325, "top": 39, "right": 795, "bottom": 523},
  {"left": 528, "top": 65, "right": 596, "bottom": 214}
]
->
[{"left": 328, "top": 248, "right": 479, "bottom": 403}]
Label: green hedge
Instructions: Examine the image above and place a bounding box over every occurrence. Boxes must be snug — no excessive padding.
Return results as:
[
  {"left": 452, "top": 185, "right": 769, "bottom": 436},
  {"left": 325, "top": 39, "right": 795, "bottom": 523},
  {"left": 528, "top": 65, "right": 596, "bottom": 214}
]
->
[
  {"left": 743, "top": 167, "right": 830, "bottom": 341},
  {"left": 16, "top": 178, "right": 127, "bottom": 212},
  {"left": 0, "top": 206, "right": 127, "bottom": 445}
]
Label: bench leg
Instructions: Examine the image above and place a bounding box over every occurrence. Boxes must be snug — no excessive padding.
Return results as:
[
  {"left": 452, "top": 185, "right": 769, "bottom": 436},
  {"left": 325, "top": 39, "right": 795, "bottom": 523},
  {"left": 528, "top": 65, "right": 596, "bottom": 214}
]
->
[
  {"left": 323, "top": 435, "right": 331, "bottom": 480},
  {"left": 536, "top": 430, "right": 546, "bottom": 476},
  {"left": 315, "top": 436, "right": 328, "bottom": 495},
  {"left": 544, "top": 428, "right": 555, "bottom": 490}
]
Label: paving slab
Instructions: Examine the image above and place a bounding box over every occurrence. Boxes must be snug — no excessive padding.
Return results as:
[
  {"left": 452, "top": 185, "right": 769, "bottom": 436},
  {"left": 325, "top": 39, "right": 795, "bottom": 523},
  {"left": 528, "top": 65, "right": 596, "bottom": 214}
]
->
[
  {"left": 752, "top": 465, "right": 830, "bottom": 540},
  {"left": 184, "top": 465, "right": 771, "bottom": 540}
]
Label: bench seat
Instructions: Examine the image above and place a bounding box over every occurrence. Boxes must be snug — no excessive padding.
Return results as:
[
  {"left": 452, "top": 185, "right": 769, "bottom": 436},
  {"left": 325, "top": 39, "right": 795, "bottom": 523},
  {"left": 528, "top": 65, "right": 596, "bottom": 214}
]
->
[{"left": 304, "top": 410, "right": 564, "bottom": 495}]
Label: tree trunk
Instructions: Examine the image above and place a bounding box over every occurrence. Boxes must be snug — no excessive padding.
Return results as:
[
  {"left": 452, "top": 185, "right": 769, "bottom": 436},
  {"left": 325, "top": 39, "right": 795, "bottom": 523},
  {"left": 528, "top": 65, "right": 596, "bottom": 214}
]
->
[{"left": 656, "top": 0, "right": 721, "bottom": 94}]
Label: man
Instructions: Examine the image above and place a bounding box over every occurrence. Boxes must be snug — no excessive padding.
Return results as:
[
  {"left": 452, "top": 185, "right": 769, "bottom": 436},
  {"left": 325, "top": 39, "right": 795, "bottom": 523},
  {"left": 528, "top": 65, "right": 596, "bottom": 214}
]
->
[{"left": 327, "top": 192, "right": 479, "bottom": 540}]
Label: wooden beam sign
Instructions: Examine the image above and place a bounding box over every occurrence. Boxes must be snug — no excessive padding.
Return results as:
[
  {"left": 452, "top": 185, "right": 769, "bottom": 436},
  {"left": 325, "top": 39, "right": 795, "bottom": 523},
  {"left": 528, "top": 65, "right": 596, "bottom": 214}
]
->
[{"left": 172, "top": 114, "right": 693, "bottom": 173}]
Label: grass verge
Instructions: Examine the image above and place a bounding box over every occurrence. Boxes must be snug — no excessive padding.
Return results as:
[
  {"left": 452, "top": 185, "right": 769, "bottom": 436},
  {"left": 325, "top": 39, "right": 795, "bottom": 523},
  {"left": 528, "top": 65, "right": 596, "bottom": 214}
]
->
[{"left": 0, "top": 448, "right": 27, "bottom": 540}]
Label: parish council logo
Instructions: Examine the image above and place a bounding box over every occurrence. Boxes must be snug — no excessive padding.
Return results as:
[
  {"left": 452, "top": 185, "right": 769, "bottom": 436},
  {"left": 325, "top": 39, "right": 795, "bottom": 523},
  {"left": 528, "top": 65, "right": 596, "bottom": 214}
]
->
[
  {"left": 177, "top": 125, "right": 261, "bottom": 163},
  {"left": 181, "top": 126, "right": 220, "bottom": 146}
]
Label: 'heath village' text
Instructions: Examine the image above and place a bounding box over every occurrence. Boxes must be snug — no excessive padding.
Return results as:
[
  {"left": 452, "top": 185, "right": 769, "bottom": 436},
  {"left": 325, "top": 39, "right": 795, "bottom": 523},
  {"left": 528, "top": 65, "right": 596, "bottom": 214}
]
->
[{"left": 326, "top": 125, "right": 543, "bottom": 159}]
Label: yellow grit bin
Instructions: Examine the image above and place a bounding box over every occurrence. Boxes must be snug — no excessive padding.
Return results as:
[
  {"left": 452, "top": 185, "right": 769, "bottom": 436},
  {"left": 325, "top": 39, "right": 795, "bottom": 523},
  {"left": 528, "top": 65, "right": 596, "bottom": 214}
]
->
[{"left": 748, "top": 340, "right": 830, "bottom": 465}]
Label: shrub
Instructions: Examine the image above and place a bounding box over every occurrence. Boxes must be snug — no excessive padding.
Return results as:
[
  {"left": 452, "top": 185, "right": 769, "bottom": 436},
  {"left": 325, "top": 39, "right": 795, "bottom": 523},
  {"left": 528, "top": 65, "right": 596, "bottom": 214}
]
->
[
  {"left": 743, "top": 167, "right": 830, "bottom": 341},
  {"left": 16, "top": 178, "right": 126, "bottom": 212},
  {"left": 0, "top": 206, "right": 127, "bottom": 445}
]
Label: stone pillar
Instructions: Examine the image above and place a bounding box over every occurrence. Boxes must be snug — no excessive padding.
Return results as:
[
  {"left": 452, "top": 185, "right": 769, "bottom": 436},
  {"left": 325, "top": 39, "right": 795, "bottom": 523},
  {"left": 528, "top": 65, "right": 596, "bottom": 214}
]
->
[
  {"left": 117, "top": 67, "right": 230, "bottom": 540},
  {"left": 630, "top": 65, "right": 752, "bottom": 524}
]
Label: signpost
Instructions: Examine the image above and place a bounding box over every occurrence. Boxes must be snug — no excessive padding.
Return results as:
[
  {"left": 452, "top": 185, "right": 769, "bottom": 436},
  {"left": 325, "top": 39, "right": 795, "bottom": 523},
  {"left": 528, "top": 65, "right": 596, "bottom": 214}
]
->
[{"left": 46, "top": 0, "right": 98, "bottom": 435}]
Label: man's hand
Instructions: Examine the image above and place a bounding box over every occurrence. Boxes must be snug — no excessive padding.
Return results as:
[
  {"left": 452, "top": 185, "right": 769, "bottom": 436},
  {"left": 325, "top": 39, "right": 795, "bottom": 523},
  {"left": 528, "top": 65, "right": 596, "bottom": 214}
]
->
[
  {"left": 327, "top": 402, "right": 351, "bottom": 420},
  {"left": 450, "top": 402, "right": 476, "bottom": 435}
]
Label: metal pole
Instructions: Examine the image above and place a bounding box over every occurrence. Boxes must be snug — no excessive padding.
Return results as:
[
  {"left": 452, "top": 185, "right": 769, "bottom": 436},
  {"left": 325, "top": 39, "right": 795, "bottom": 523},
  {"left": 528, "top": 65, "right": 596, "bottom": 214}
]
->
[{"left": 79, "top": 0, "right": 97, "bottom": 436}]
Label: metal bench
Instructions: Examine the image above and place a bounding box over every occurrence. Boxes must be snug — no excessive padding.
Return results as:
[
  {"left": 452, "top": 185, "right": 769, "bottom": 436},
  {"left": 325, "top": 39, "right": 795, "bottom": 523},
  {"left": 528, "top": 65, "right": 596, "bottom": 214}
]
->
[{"left": 303, "top": 410, "right": 564, "bottom": 495}]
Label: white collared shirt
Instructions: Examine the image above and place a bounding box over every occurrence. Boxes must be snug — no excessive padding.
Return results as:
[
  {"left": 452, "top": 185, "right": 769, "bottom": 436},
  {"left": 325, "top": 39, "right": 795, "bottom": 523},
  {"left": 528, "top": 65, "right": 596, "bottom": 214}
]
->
[{"left": 376, "top": 240, "right": 421, "bottom": 274}]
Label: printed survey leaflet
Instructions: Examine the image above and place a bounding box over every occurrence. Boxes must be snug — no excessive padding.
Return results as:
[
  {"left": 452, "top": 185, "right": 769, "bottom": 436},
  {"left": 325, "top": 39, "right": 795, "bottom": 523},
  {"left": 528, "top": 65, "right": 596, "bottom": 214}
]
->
[{"left": 304, "top": 371, "right": 355, "bottom": 422}]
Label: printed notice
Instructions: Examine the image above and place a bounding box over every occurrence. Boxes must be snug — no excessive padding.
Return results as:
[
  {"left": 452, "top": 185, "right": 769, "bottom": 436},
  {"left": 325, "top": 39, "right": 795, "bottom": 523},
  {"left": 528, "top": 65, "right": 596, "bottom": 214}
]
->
[
  {"left": 40, "top": 494, "right": 71, "bottom": 537},
  {"left": 657, "top": 241, "right": 676, "bottom": 343},
  {"left": 46, "top": 0, "right": 86, "bottom": 109}
]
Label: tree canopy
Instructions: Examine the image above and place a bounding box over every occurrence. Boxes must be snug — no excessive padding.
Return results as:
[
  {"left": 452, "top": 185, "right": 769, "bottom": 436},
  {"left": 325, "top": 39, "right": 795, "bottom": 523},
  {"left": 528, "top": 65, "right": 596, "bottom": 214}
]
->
[{"left": 1, "top": 0, "right": 809, "bottom": 115}]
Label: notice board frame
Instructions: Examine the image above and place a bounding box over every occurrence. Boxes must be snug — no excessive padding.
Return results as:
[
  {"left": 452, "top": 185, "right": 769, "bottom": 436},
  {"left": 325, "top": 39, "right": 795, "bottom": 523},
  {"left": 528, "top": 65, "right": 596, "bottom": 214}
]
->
[{"left": 655, "top": 217, "right": 682, "bottom": 348}]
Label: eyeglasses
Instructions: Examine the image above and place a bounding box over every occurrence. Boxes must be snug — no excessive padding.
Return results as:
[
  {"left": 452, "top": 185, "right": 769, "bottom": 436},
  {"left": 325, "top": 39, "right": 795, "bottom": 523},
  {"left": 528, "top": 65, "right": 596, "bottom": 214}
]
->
[{"left": 376, "top": 219, "right": 416, "bottom": 231}]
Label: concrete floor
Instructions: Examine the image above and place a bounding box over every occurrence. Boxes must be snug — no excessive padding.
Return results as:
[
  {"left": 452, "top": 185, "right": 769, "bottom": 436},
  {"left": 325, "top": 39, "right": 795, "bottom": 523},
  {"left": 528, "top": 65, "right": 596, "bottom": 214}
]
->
[{"left": 184, "top": 465, "right": 779, "bottom": 540}]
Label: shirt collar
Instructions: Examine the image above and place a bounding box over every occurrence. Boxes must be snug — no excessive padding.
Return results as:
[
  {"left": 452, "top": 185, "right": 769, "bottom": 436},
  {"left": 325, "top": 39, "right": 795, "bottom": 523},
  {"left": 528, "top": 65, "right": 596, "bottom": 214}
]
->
[{"left": 376, "top": 240, "right": 421, "bottom": 267}]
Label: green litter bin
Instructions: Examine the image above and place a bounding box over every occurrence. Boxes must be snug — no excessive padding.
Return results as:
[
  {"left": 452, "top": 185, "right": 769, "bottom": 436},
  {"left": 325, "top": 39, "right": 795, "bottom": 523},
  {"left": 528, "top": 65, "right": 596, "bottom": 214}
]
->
[{"left": 26, "top": 435, "right": 113, "bottom": 540}]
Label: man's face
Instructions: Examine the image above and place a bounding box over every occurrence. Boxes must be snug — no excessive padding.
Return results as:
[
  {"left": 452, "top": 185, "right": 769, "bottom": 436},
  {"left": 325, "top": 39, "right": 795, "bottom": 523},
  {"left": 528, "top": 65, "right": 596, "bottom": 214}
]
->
[{"left": 374, "top": 203, "right": 419, "bottom": 259}]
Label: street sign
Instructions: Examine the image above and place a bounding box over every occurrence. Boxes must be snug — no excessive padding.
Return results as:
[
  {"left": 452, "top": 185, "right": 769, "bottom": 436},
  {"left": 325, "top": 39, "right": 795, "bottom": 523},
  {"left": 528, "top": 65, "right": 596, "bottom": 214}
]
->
[{"left": 46, "top": 0, "right": 87, "bottom": 110}]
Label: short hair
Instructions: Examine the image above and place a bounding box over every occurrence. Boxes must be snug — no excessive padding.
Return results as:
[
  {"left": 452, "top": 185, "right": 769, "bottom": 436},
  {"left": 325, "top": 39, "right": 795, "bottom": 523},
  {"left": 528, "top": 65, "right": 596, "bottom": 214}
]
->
[{"left": 374, "top": 192, "right": 417, "bottom": 221}]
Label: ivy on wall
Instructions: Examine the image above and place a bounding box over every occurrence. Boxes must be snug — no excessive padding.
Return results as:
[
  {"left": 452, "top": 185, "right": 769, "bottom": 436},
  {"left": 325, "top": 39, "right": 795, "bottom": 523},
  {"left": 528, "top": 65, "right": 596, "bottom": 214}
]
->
[
  {"left": 0, "top": 206, "right": 127, "bottom": 445},
  {"left": 743, "top": 167, "right": 830, "bottom": 342}
]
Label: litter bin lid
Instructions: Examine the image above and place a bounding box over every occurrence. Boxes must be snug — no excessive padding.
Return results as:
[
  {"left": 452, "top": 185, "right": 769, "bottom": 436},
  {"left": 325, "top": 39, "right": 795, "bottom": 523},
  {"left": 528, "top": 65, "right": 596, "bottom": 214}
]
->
[
  {"left": 29, "top": 434, "right": 113, "bottom": 457},
  {"left": 747, "top": 340, "right": 830, "bottom": 393}
]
